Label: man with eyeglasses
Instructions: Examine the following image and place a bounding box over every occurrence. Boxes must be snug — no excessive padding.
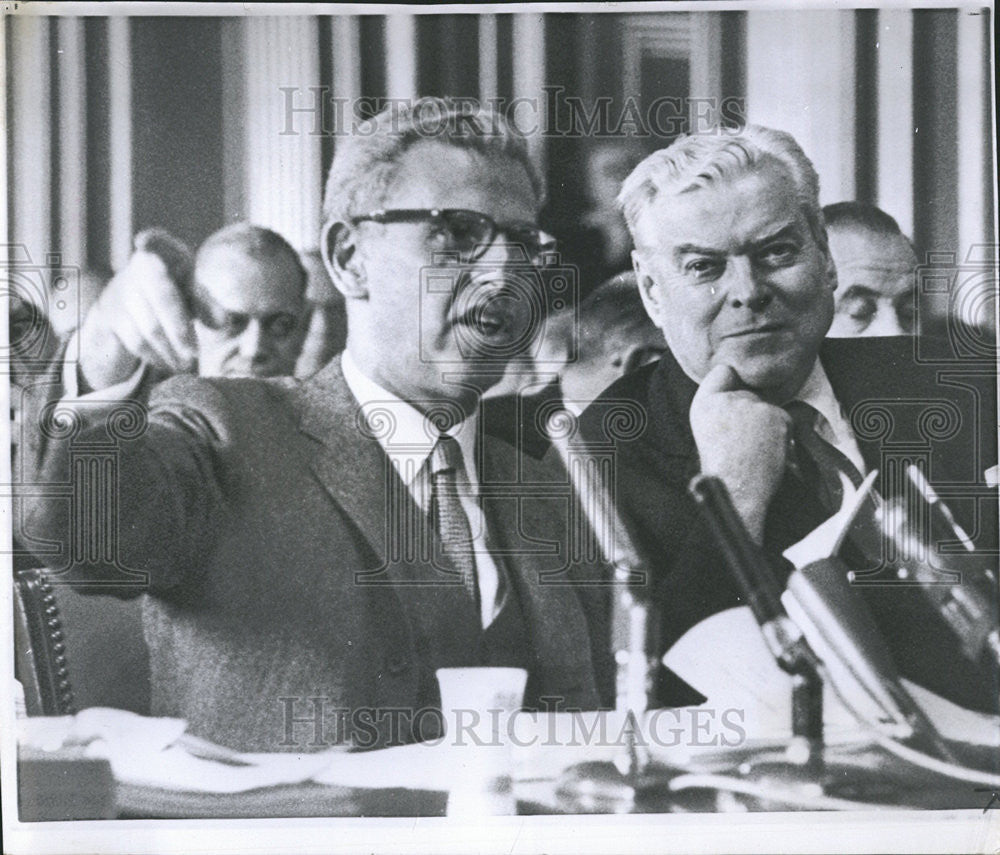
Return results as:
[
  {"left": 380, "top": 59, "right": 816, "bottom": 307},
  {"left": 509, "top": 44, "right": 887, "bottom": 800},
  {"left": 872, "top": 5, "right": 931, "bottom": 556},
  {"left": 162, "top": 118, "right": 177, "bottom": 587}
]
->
[{"left": 20, "top": 99, "right": 614, "bottom": 754}]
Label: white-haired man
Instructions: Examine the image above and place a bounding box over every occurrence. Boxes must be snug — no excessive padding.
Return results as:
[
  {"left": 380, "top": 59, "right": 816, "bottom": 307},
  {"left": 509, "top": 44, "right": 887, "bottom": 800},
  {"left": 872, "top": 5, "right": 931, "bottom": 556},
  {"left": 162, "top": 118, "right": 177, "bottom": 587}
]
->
[{"left": 579, "top": 125, "right": 998, "bottom": 715}]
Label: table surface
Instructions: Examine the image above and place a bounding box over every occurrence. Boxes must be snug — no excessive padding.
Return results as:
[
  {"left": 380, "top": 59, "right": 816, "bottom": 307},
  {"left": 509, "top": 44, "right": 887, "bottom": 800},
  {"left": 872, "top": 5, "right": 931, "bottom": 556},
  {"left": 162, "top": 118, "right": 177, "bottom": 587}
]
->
[{"left": 17, "top": 734, "right": 998, "bottom": 820}]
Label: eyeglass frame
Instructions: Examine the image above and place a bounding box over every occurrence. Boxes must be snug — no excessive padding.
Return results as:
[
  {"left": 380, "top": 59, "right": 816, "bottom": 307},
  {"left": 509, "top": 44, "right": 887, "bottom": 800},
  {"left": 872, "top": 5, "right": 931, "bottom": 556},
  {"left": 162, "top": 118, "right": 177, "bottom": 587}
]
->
[{"left": 349, "top": 208, "right": 558, "bottom": 264}]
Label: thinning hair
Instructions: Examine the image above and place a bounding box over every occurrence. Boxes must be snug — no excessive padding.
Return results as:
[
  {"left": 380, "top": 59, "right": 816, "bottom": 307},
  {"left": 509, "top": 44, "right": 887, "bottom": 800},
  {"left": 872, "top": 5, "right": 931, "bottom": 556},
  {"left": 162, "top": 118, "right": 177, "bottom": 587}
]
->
[
  {"left": 321, "top": 97, "right": 544, "bottom": 225},
  {"left": 617, "top": 124, "right": 827, "bottom": 252},
  {"left": 195, "top": 222, "right": 307, "bottom": 294},
  {"left": 823, "top": 201, "right": 904, "bottom": 237}
]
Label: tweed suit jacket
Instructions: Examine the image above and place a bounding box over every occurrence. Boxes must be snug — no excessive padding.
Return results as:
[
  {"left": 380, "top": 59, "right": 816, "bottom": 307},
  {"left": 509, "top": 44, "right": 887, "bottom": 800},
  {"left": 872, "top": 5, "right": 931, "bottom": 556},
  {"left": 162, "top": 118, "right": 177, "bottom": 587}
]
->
[
  {"left": 21, "top": 357, "right": 614, "bottom": 751},
  {"left": 578, "top": 336, "right": 999, "bottom": 714}
]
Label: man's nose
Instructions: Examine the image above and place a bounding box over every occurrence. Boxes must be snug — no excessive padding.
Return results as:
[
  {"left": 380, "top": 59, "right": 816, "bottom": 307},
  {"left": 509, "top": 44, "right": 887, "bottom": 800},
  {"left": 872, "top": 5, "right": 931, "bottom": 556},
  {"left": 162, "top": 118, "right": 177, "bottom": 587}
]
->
[
  {"left": 238, "top": 319, "right": 268, "bottom": 359},
  {"left": 724, "top": 257, "right": 772, "bottom": 312},
  {"left": 864, "top": 304, "right": 906, "bottom": 337}
]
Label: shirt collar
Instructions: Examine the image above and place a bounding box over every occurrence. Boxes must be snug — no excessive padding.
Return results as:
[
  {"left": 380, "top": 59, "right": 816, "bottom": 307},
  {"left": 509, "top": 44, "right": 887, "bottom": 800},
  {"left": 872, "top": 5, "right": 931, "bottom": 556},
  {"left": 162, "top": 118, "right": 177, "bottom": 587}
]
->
[
  {"left": 793, "top": 358, "right": 850, "bottom": 444},
  {"left": 340, "top": 349, "right": 479, "bottom": 489}
]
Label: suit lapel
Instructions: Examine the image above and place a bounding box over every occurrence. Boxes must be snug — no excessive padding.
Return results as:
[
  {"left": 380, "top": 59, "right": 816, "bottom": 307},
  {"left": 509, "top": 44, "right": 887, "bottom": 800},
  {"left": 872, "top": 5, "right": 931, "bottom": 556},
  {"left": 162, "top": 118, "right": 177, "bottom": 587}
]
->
[
  {"left": 298, "top": 358, "right": 396, "bottom": 567},
  {"left": 649, "top": 350, "right": 700, "bottom": 461},
  {"left": 297, "top": 358, "right": 481, "bottom": 651},
  {"left": 479, "top": 434, "right": 605, "bottom": 707}
]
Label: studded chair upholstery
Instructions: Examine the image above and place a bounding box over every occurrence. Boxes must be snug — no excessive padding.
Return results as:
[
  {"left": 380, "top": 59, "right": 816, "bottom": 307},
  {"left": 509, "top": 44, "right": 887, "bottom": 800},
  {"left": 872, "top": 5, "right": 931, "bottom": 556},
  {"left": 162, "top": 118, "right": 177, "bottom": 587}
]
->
[
  {"left": 14, "top": 568, "right": 76, "bottom": 715},
  {"left": 13, "top": 568, "right": 152, "bottom": 716}
]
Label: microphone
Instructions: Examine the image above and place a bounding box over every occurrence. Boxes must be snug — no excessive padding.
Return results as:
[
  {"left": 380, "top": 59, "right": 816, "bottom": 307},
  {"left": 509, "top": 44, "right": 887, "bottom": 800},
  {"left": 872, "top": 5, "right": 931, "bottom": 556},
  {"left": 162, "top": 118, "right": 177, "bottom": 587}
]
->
[
  {"left": 689, "top": 475, "right": 957, "bottom": 764},
  {"left": 689, "top": 475, "right": 825, "bottom": 754},
  {"left": 878, "top": 466, "right": 1000, "bottom": 668},
  {"left": 688, "top": 475, "right": 821, "bottom": 678},
  {"left": 565, "top": 451, "right": 659, "bottom": 714},
  {"left": 783, "top": 558, "right": 958, "bottom": 763}
]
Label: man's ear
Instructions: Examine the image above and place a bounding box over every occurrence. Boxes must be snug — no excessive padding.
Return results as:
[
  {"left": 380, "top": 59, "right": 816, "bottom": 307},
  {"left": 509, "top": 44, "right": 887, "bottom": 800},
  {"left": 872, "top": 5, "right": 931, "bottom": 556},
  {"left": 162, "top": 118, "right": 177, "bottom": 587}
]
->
[
  {"left": 632, "top": 251, "right": 662, "bottom": 323},
  {"left": 323, "top": 220, "right": 368, "bottom": 299},
  {"left": 825, "top": 251, "right": 839, "bottom": 294},
  {"left": 621, "top": 343, "right": 667, "bottom": 375}
]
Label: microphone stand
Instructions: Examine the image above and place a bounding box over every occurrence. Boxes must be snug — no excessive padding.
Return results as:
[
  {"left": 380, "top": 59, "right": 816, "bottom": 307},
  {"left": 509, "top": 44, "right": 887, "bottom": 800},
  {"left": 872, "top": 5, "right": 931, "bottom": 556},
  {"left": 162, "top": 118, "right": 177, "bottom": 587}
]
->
[
  {"left": 689, "top": 475, "right": 826, "bottom": 775},
  {"left": 552, "top": 446, "right": 673, "bottom": 812}
]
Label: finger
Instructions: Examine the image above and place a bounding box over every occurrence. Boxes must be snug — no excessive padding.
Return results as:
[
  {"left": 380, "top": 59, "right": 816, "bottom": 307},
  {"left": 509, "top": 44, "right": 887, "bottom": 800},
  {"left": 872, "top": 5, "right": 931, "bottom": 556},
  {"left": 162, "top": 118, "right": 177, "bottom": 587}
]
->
[
  {"left": 697, "top": 363, "right": 745, "bottom": 396},
  {"left": 124, "top": 251, "right": 197, "bottom": 370},
  {"left": 139, "top": 268, "right": 197, "bottom": 369},
  {"left": 133, "top": 229, "right": 194, "bottom": 290},
  {"left": 115, "top": 282, "right": 190, "bottom": 372}
]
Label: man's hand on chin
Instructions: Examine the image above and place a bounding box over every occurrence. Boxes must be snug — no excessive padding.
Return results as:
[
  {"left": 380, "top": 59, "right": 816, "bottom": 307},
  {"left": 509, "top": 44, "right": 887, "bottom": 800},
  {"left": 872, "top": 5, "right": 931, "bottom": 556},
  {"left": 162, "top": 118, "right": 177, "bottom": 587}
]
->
[{"left": 689, "top": 363, "right": 792, "bottom": 543}]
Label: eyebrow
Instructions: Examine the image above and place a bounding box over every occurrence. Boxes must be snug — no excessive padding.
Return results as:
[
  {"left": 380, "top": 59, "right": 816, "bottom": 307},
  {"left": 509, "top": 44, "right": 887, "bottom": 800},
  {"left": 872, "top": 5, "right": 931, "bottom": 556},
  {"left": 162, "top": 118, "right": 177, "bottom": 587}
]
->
[
  {"left": 671, "top": 223, "right": 802, "bottom": 263},
  {"left": 838, "top": 285, "right": 880, "bottom": 301}
]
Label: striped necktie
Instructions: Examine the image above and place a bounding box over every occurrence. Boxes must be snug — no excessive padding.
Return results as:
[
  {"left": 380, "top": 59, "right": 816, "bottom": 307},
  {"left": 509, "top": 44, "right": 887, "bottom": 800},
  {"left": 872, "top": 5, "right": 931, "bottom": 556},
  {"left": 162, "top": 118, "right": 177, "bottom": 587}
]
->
[
  {"left": 430, "top": 434, "right": 480, "bottom": 609},
  {"left": 785, "top": 400, "right": 864, "bottom": 513}
]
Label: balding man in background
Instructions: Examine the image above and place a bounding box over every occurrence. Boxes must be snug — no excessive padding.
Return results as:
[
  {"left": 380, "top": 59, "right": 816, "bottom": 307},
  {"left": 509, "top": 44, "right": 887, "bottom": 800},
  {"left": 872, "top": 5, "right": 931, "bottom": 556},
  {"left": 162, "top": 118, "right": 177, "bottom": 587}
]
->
[
  {"left": 823, "top": 201, "right": 918, "bottom": 338},
  {"left": 75, "top": 222, "right": 309, "bottom": 394},
  {"left": 541, "top": 272, "right": 666, "bottom": 415}
]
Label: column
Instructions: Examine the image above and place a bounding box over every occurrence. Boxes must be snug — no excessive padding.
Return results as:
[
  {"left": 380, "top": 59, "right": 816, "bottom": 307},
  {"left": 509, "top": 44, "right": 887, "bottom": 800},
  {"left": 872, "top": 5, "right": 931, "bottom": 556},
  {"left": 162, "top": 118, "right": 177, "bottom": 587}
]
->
[
  {"left": 8, "top": 16, "right": 52, "bottom": 267},
  {"left": 478, "top": 14, "right": 499, "bottom": 105},
  {"left": 57, "top": 17, "right": 88, "bottom": 271},
  {"left": 107, "top": 18, "right": 132, "bottom": 271},
  {"left": 875, "top": 9, "right": 915, "bottom": 238},
  {"left": 384, "top": 14, "right": 417, "bottom": 101},
  {"left": 689, "top": 12, "right": 723, "bottom": 131},
  {"left": 511, "top": 14, "right": 547, "bottom": 174},
  {"left": 745, "top": 10, "right": 857, "bottom": 204},
  {"left": 244, "top": 17, "right": 323, "bottom": 251}
]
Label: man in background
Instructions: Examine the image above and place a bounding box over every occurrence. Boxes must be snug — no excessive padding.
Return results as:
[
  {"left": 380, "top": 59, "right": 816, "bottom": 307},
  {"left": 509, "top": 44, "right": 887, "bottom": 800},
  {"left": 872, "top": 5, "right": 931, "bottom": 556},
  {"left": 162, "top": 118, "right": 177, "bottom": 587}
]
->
[
  {"left": 74, "top": 222, "right": 309, "bottom": 395},
  {"left": 540, "top": 272, "right": 666, "bottom": 415},
  {"left": 823, "top": 201, "right": 918, "bottom": 338}
]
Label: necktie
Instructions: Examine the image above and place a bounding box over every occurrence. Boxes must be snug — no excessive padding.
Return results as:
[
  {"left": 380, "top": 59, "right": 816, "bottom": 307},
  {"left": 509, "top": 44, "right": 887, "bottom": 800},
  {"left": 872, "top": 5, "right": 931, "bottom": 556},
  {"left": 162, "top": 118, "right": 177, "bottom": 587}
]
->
[
  {"left": 785, "top": 400, "right": 864, "bottom": 514},
  {"left": 430, "top": 435, "right": 480, "bottom": 609}
]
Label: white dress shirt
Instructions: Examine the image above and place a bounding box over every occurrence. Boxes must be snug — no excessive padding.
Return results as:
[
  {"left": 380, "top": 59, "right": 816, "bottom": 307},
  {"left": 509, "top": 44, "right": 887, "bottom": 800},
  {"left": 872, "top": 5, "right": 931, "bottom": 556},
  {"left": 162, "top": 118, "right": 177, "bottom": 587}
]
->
[
  {"left": 793, "top": 359, "right": 868, "bottom": 477},
  {"left": 341, "top": 350, "right": 503, "bottom": 627}
]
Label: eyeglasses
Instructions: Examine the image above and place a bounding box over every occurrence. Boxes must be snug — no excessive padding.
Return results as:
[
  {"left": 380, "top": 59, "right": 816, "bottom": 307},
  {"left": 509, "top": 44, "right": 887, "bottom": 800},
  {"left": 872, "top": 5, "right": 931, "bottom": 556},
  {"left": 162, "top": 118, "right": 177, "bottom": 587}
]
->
[
  {"left": 189, "top": 286, "right": 301, "bottom": 340},
  {"left": 350, "top": 208, "right": 557, "bottom": 265}
]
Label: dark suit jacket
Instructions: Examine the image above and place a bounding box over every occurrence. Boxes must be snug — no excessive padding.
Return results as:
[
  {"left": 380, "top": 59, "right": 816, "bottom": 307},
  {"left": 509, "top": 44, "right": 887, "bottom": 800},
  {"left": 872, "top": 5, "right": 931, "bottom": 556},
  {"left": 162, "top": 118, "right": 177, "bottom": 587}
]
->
[
  {"left": 578, "top": 336, "right": 999, "bottom": 713},
  {"left": 21, "top": 358, "right": 614, "bottom": 751}
]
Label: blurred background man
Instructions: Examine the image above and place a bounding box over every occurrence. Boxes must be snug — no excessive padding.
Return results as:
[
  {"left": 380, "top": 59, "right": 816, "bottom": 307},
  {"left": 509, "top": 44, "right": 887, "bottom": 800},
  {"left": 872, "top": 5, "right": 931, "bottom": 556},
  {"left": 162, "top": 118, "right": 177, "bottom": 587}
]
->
[
  {"left": 823, "top": 201, "right": 918, "bottom": 338},
  {"left": 295, "top": 248, "right": 348, "bottom": 377},
  {"left": 73, "top": 222, "right": 309, "bottom": 394},
  {"left": 541, "top": 272, "right": 666, "bottom": 415}
]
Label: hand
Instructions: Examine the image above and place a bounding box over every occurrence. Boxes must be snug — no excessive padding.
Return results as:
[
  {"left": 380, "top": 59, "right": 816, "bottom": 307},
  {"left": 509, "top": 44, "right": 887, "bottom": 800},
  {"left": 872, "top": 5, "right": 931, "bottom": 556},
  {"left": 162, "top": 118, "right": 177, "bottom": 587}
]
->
[
  {"left": 690, "top": 364, "right": 792, "bottom": 542},
  {"left": 78, "top": 236, "right": 197, "bottom": 391}
]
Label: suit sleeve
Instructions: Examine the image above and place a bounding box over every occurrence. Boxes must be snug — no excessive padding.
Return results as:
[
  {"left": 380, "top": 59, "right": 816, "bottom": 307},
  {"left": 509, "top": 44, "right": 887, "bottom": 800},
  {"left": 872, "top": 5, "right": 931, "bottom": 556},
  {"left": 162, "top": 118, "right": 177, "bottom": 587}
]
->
[{"left": 19, "top": 373, "right": 234, "bottom": 593}]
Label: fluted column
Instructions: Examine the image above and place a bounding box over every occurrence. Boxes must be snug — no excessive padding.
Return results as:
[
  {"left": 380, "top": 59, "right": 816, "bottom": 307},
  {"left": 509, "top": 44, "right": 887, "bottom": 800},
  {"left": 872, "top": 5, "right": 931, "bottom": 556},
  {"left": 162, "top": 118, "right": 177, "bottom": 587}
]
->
[
  {"left": 244, "top": 17, "right": 323, "bottom": 250},
  {"left": 108, "top": 18, "right": 133, "bottom": 271},
  {"left": 7, "top": 16, "right": 52, "bottom": 267},
  {"left": 384, "top": 14, "right": 417, "bottom": 101},
  {"left": 512, "top": 14, "right": 547, "bottom": 176},
  {"left": 57, "top": 17, "right": 88, "bottom": 271}
]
